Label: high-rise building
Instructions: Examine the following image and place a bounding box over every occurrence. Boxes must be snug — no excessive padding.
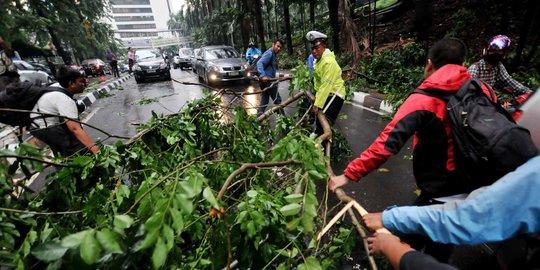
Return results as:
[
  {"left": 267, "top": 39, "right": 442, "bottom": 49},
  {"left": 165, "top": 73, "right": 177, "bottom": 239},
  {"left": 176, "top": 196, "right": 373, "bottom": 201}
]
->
[{"left": 109, "top": 0, "right": 174, "bottom": 41}]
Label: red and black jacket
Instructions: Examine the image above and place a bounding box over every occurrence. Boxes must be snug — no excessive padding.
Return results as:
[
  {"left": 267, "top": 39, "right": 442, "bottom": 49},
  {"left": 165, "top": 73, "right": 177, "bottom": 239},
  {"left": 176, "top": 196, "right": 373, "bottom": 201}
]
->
[{"left": 344, "top": 64, "right": 497, "bottom": 198}]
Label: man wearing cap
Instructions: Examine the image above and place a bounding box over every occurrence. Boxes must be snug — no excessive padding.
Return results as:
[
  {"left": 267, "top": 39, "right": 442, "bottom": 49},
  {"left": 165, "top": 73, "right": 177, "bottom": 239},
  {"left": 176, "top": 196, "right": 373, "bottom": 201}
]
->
[
  {"left": 306, "top": 30, "right": 347, "bottom": 135},
  {"left": 245, "top": 42, "right": 262, "bottom": 65},
  {"left": 468, "top": 35, "right": 532, "bottom": 96},
  {"left": 257, "top": 39, "right": 284, "bottom": 117}
]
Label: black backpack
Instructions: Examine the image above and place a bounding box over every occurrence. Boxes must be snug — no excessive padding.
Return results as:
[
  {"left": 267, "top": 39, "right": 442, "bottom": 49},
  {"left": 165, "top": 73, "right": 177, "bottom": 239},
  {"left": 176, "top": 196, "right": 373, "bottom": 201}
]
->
[
  {"left": 415, "top": 79, "right": 538, "bottom": 187},
  {"left": 0, "top": 81, "right": 70, "bottom": 127}
]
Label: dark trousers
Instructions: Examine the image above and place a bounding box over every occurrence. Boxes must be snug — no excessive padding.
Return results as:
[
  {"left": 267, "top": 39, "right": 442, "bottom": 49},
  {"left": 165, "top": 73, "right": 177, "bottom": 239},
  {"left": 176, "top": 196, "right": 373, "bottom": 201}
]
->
[
  {"left": 257, "top": 81, "right": 284, "bottom": 117},
  {"left": 110, "top": 60, "right": 120, "bottom": 77},
  {"left": 128, "top": 59, "right": 134, "bottom": 74},
  {"left": 315, "top": 94, "right": 344, "bottom": 136},
  {"left": 399, "top": 193, "right": 454, "bottom": 263}
]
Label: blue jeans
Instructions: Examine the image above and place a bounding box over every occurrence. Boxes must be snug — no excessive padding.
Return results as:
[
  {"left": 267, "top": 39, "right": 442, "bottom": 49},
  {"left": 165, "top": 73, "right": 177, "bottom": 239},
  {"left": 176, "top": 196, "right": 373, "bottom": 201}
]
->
[{"left": 257, "top": 81, "right": 284, "bottom": 116}]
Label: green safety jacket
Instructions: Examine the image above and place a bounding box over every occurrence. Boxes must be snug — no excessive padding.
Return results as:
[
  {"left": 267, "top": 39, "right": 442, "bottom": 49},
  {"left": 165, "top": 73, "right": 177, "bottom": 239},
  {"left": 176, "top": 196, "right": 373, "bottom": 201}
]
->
[{"left": 313, "top": 49, "right": 346, "bottom": 109}]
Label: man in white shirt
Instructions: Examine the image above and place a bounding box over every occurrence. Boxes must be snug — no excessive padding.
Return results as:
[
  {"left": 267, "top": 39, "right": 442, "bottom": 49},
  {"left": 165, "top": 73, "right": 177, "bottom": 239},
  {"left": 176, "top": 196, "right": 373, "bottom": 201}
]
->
[{"left": 30, "top": 66, "right": 99, "bottom": 156}]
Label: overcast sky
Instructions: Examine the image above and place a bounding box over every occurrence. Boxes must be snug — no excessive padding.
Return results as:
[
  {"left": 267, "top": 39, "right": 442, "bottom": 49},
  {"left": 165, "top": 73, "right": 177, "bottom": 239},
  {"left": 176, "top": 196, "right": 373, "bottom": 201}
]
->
[{"left": 170, "top": 0, "right": 184, "bottom": 13}]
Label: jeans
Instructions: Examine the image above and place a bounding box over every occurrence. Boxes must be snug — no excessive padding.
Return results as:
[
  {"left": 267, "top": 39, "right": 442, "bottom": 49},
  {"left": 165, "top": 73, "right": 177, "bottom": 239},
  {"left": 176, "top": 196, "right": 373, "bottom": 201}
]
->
[{"left": 257, "top": 81, "right": 284, "bottom": 117}]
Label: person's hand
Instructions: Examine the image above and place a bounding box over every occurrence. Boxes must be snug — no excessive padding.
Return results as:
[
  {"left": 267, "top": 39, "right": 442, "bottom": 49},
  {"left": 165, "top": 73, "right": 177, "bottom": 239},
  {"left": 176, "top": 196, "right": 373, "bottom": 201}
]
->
[
  {"left": 312, "top": 106, "right": 320, "bottom": 114},
  {"left": 261, "top": 76, "right": 269, "bottom": 82},
  {"left": 328, "top": 174, "right": 349, "bottom": 192},
  {"left": 367, "top": 232, "right": 402, "bottom": 256},
  {"left": 363, "top": 212, "right": 384, "bottom": 231}
]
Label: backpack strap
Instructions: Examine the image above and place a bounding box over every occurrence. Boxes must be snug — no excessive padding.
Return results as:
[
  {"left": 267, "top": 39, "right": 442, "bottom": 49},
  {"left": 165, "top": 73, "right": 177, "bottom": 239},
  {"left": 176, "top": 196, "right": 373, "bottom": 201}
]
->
[{"left": 412, "top": 89, "right": 454, "bottom": 103}]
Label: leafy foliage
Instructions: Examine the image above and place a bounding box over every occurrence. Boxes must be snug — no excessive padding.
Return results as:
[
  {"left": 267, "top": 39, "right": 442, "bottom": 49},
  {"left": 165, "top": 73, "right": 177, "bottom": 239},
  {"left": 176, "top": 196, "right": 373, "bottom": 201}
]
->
[
  {"left": 349, "top": 43, "right": 426, "bottom": 112},
  {"left": 0, "top": 93, "right": 360, "bottom": 269}
]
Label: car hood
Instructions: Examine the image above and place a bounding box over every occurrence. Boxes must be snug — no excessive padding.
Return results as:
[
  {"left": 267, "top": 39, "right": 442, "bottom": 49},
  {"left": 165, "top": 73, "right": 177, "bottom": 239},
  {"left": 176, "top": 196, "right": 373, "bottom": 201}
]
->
[
  {"left": 207, "top": 58, "right": 245, "bottom": 66},
  {"left": 137, "top": 59, "right": 164, "bottom": 66}
]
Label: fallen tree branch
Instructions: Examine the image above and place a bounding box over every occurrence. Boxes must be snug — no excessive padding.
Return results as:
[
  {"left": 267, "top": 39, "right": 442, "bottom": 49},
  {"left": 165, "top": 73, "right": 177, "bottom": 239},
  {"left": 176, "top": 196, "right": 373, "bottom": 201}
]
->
[{"left": 216, "top": 160, "right": 302, "bottom": 201}]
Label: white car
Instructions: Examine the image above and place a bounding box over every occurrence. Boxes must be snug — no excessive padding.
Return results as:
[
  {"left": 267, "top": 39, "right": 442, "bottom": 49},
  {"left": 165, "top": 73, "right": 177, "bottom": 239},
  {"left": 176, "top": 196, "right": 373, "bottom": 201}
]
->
[{"left": 13, "top": 60, "right": 54, "bottom": 86}]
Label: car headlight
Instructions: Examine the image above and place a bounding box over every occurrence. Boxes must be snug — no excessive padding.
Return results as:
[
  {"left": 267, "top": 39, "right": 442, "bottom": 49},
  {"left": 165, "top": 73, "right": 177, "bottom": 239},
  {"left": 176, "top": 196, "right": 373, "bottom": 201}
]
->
[
  {"left": 160, "top": 62, "right": 168, "bottom": 69},
  {"left": 208, "top": 65, "right": 219, "bottom": 72},
  {"left": 134, "top": 64, "right": 141, "bottom": 71}
]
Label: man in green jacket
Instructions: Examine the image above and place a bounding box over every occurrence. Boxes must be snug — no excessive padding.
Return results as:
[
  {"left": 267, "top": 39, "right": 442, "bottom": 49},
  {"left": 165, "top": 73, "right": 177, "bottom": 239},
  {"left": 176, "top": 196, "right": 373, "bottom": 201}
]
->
[{"left": 306, "top": 31, "right": 347, "bottom": 135}]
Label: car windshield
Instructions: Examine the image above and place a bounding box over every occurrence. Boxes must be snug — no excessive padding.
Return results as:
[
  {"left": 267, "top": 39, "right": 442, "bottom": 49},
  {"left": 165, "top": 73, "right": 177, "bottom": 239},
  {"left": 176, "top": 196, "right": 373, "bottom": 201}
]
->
[
  {"left": 180, "top": 48, "right": 194, "bottom": 56},
  {"left": 204, "top": 48, "right": 239, "bottom": 60},
  {"left": 136, "top": 50, "right": 161, "bottom": 60}
]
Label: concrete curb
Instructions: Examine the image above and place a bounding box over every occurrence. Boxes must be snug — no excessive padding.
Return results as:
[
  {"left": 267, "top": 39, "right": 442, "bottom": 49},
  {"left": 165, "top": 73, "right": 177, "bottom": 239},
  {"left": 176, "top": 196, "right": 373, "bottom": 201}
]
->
[
  {"left": 351, "top": 91, "right": 393, "bottom": 114},
  {"left": 80, "top": 74, "right": 132, "bottom": 107}
]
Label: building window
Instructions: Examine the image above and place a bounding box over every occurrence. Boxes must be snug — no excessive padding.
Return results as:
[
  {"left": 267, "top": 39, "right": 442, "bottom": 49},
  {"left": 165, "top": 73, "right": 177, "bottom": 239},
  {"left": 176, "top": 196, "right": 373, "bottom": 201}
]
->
[
  {"left": 114, "top": 16, "right": 154, "bottom": 22},
  {"left": 112, "top": 7, "right": 152, "bottom": 13},
  {"left": 111, "top": 0, "right": 150, "bottom": 5},
  {"left": 117, "top": 24, "right": 156, "bottom": 30},
  {"left": 119, "top": 32, "right": 158, "bottom": 38}
]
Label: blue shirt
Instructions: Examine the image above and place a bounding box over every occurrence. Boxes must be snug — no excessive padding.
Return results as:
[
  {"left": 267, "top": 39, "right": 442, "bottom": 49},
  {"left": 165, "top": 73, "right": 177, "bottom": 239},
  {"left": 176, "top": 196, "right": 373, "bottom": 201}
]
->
[
  {"left": 257, "top": 47, "right": 277, "bottom": 79},
  {"left": 246, "top": 47, "right": 262, "bottom": 64},
  {"left": 383, "top": 155, "right": 540, "bottom": 245}
]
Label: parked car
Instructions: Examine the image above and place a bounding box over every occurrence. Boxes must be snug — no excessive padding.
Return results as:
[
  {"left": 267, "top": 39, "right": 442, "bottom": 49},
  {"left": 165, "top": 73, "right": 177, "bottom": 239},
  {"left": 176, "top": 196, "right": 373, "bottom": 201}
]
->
[
  {"left": 67, "top": 64, "right": 87, "bottom": 77},
  {"left": 28, "top": 62, "right": 54, "bottom": 78},
  {"left": 176, "top": 48, "right": 194, "bottom": 70},
  {"left": 81, "top": 58, "right": 111, "bottom": 76},
  {"left": 193, "top": 45, "right": 248, "bottom": 85},
  {"left": 133, "top": 49, "right": 171, "bottom": 83},
  {"left": 13, "top": 60, "right": 54, "bottom": 86},
  {"left": 191, "top": 48, "right": 200, "bottom": 73}
]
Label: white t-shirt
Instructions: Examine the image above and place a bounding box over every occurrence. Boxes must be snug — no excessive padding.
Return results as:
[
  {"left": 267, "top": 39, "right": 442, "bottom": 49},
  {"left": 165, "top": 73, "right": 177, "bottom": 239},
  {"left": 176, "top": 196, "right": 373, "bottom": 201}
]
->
[{"left": 31, "top": 91, "right": 78, "bottom": 128}]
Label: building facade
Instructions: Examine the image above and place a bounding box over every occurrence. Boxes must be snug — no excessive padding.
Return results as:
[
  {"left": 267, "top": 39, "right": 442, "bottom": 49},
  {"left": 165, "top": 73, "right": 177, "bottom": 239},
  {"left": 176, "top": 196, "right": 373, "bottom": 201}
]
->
[{"left": 109, "top": 0, "right": 174, "bottom": 42}]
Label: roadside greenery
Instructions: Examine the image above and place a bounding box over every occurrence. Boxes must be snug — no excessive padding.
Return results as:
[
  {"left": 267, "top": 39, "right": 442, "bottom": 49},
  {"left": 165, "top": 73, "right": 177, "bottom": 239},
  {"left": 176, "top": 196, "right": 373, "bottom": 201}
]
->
[{"left": 0, "top": 92, "right": 359, "bottom": 269}]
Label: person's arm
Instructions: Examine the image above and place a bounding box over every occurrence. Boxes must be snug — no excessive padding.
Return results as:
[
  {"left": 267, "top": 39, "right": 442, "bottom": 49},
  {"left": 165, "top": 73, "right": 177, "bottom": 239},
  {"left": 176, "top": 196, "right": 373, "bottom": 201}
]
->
[
  {"left": 65, "top": 120, "right": 99, "bottom": 154},
  {"left": 257, "top": 51, "right": 271, "bottom": 80},
  {"left": 497, "top": 64, "right": 532, "bottom": 94},
  {"left": 342, "top": 95, "right": 425, "bottom": 182},
  {"left": 467, "top": 63, "right": 480, "bottom": 79},
  {"left": 381, "top": 156, "right": 540, "bottom": 245},
  {"left": 368, "top": 233, "right": 458, "bottom": 270},
  {"left": 368, "top": 233, "right": 414, "bottom": 270}
]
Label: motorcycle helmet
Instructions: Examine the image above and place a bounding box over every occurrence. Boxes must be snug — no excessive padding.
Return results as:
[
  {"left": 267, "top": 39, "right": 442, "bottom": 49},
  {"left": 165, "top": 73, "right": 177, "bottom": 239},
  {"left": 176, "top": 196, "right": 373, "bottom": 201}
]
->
[
  {"left": 487, "top": 35, "right": 511, "bottom": 51},
  {"left": 248, "top": 42, "right": 255, "bottom": 48}
]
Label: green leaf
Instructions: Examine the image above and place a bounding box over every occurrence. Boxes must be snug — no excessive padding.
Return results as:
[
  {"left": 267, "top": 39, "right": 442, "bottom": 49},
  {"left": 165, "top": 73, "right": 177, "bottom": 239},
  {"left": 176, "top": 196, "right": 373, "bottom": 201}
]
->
[
  {"left": 96, "top": 229, "right": 122, "bottom": 254},
  {"left": 31, "top": 241, "right": 68, "bottom": 262},
  {"left": 284, "top": 194, "right": 303, "bottom": 204},
  {"left": 246, "top": 221, "right": 256, "bottom": 238},
  {"left": 117, "top": 185, "right": 131, "bottom": 206},
  {"left": 246, "top": 190, "right": 258, "bottom": 198},
  {"left": 280, "top": 203, "right": 302, "bottom": 216},
  {"left": 80, "top": 231, "right": 101, "bottom": 265},
  {"left": 152, "top": 237, "right": 167, "bottom": 269},
  {"left": 61, "top": 230, "right": 90, "bottom": 248},
  {"left": 202, "top": 187, "right": 220, "bottom": 209},
  {"left": 114, "top": 215, "right": 134, "bottom": 231},
  {"left": 145, "top": 211, "right": 164, "bottom": 232},
  {"left": 162, "top": 225, "right": 174, "bottom": 251},
  {"left": 136, "top": 229, "right": 159, "bottom": 251},
  {"left": 169, "top": 208, "right": 184, "bottom": 233},
  {"left": 297, "top": 257, "right": 322, "bottom": 270},
  {"left": 286, "top": 218, "right": 301, "bottom": 231}
]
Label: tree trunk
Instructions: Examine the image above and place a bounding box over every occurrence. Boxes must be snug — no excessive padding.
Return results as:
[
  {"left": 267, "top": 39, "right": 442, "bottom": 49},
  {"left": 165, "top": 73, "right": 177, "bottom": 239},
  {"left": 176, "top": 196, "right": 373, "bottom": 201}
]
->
[
  {"left": 238, "top": 0, "right": 250, "bottom": 50},
  {"left": 253, "top": 0, "right": 266, "bottom": 48},
  {"left": 264, "top": 0, "right": 273, "bottom": 40},
  {"left": 338, "top": 0, "right": 361, "bottom": 64},
  {"left": 513, "top": 0, "right": 539, "bottom": 67},
  {"left": 310, "top": 0, "right": 315, "bottom": 24},
  {"left": 328, "top": 0, "right": 340, "bottom": 53},
  {"left": 283, "top": 0, "right": 293, "bottom": 55}
]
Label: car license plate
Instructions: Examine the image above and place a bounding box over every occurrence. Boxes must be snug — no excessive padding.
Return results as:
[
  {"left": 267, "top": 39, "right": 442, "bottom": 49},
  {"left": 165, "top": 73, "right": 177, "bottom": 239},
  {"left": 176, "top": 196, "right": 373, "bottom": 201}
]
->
[
  {"left": 228, "top": 71, "right": 239, "bottom": 76},
  {"left": 147, "top": 69, "right": 156, "bottom": 73}
]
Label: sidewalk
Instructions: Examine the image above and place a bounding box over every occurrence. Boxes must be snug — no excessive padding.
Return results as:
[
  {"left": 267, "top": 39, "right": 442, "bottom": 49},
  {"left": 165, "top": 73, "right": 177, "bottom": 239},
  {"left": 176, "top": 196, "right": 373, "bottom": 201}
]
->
[{"left": 0, "top": 74, "right": 133, "bottom": 150}]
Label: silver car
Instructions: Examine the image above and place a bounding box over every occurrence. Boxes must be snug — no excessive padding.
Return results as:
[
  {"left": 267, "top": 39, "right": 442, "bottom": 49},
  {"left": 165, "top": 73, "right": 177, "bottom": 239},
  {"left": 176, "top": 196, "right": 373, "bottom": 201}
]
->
[
  {"left": 193, "top": 46, "right": 249, "bottom": 85},
  {"left": 13, "top": 60, "right": 54, "bottom": 86}
]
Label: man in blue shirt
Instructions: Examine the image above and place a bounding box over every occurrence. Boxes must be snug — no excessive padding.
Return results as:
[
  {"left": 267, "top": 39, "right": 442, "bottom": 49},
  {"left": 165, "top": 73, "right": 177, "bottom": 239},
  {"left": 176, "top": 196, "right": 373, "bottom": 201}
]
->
[
  {"left": 257, "top": 39, "right": 284, "bottom": 117},
  {"left": 245, "top": 42, "right": 262, "bottom": 65},
  {"left": 363, "top": 155, "right": 540, "bottom": 245}
]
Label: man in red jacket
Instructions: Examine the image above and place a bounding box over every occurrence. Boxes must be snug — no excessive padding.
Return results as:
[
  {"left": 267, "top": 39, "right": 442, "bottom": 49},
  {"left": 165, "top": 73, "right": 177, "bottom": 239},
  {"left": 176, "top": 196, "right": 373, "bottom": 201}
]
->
[{"left": 329, "top": 37, "right": 497, "bottom": 261}]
